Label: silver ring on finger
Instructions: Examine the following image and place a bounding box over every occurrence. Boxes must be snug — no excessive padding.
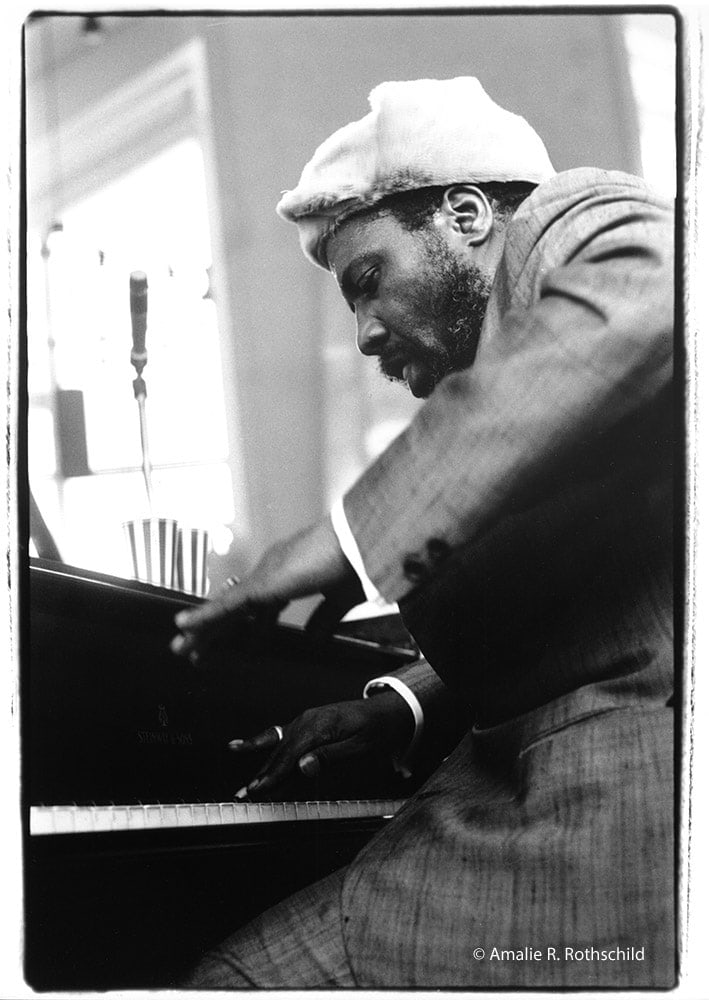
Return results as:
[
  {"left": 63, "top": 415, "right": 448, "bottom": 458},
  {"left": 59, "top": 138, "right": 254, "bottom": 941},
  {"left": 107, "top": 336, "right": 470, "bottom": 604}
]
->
[{"left": 272, "top": 725, "right": 284, "bottom": 743}]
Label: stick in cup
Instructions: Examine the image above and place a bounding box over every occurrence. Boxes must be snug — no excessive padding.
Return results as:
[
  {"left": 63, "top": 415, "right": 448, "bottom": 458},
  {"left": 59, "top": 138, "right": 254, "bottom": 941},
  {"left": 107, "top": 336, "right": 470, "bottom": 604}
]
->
[
  {"left": 123, "top": 517, "right": 178, "bottom": 588},
  {"left": 175, "top": 526, "right": 211, "bottom": 598}
]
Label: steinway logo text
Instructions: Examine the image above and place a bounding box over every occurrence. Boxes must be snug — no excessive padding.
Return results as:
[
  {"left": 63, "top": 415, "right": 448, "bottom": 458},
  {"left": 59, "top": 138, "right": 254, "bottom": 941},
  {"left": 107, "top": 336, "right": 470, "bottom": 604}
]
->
[{"left": 137, "top": 730, "right": 193, "bottom": 745}]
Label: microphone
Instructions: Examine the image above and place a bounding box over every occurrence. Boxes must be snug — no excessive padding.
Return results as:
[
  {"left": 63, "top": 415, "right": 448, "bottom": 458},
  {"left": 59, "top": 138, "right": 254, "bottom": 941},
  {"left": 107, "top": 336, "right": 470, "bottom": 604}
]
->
[{"left": 129, "top": 271, "right": 148, "bottom": 376}]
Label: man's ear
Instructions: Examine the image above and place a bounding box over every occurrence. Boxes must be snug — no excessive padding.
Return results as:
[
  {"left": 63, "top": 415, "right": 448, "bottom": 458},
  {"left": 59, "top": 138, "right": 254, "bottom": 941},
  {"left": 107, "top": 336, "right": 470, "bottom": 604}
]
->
[{"left": 439, "top": 185, "right": 494, "bottom": 247}]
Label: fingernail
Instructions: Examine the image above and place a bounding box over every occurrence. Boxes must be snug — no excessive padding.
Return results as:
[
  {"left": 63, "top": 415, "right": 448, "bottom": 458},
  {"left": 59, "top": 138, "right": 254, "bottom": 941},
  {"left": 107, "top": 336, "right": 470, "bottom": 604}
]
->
[
  {"left": 234, "top": 786, "right": 249, "bottom": 801},
  {"left": 170, "top": 636, "right": 184, "bottom": 653},
  {"left": 175, "top": 612, "right": 190, "bottom": 627},
  {"left": 299, "top": 754, "right": 320, "bottom": 778},
  {"left": 228, "top": 740, "right": 245, "bottom": 750}
]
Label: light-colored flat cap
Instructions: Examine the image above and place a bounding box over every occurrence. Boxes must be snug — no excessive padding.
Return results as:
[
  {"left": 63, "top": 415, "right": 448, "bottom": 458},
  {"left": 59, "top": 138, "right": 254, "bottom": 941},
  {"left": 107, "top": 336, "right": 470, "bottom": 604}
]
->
[{"left": 277, "top": 76, "right": 555, "bottom": 268}]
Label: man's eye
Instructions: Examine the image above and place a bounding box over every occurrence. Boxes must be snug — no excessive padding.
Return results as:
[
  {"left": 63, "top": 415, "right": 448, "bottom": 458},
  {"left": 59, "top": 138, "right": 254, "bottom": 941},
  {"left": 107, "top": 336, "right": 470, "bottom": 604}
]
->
[{"left": 357, "top": 267, "right": 379, "bottom": 295}]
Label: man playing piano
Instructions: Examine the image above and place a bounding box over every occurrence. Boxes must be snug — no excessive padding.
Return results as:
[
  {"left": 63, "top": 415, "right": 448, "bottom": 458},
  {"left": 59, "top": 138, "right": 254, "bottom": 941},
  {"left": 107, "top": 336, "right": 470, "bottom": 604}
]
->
[{"left": 172, "top": 77, "right": 675, "bottom": 988}]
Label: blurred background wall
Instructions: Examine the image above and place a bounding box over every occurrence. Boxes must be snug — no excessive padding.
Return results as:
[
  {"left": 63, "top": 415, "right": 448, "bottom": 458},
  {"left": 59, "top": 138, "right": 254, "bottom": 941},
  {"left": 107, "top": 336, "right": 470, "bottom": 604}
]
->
[{"left": 23, "top": 10, "right": 677, "bottom": 618}]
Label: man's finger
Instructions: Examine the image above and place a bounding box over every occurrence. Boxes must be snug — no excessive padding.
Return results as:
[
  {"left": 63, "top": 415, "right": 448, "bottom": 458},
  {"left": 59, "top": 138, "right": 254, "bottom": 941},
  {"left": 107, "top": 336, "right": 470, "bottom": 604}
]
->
[
  {"left": 298, "top": 737, "right": 364, "bottom": 779},
  {"left": 173, "top": 594, "right": 286, "bottom": 659},
  {"left": 298, "top": 752, "right": 321, "bottom": 778},
  {"left": 175, "top": 588, "right": 242, "bottom": 632},
  {"left": 228, "top": 725, "right": 284, "bottom": 753},
  {"left": 249, "top": 733, "right": 367, "bottom": 797},
  {"left": 240, "top": 724, "right": 328, "bottom": 796}
]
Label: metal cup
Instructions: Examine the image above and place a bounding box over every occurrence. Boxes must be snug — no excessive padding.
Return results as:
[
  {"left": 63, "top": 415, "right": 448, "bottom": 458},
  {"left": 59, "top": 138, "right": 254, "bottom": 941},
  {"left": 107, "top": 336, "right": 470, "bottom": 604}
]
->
[
  {"left": 123, "top": 517, "right": 178, "bottom": 588},
  {"left": 175, "top": 526, "right": 211, "bottom": 597}
]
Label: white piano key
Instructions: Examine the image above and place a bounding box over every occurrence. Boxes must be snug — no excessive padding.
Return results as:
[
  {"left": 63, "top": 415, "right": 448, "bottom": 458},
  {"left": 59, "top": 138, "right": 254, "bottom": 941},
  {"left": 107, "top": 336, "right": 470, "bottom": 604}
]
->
[
  {"left": 29, "top": 807, "right": 52, "bottom": 835},
  {"left": 29, "top": 799, "right": 408, "bottom": 835},
  {"left": 92, "top": 806, "right": 113, "bottom": 831},
  {"left": 206, "top": 803, "right": 222, "bottom": 825},
  {"left": 111, "top": 805, "right": 130, "bottom": 830},
  {"left": 220, "top": 802, "right": 237, "bottom": 825},
  {"left": 142, "top": 804, "right": 162, "bottom": 829},
  {"left": 176, "top": 804, "right": 194, "bottom": 827},
  {"left": 126, "top": 806, "right": 146, "bottom": 830},
  {"left": 51, "top": 806, "right": 74, "bottom": 833},
  {"left": 72, "top": 806, "right": 94, "bottom": 833},
  {"left": 244, "top": 801, "right": 260, "bottom": 823},
  {"left": 270, "top": 801, "right": 289, "bottom": 822},
  {"left": 192, "top": 803, "right": 207, "bottom": 827},
  {"left": 161, "top": 803, "right": 178, "bottom": 828}
]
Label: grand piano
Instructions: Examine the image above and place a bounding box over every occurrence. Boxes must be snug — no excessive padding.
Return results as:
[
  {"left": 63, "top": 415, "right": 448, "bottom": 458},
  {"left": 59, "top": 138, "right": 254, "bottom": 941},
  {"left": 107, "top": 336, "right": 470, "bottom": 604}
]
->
[{"left": 23, "top": 557, "right": 418, "bottom": 990}]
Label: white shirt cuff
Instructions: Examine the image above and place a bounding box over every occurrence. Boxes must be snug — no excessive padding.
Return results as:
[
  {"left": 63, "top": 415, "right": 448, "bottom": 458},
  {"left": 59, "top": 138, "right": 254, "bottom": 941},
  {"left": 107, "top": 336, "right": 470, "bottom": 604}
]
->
[
  {"left": 363, "top": 674, "right": 424, "bottom": 778},
  {"left": 330, "top": 497, "right": 389, "bottom": 607}
]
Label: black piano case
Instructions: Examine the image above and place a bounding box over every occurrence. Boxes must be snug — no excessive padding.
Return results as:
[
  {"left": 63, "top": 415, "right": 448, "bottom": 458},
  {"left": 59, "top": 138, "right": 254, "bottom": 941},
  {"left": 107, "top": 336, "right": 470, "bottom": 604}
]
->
[{"left": 23, "top": 558, "right": 416, "bottom": 989}]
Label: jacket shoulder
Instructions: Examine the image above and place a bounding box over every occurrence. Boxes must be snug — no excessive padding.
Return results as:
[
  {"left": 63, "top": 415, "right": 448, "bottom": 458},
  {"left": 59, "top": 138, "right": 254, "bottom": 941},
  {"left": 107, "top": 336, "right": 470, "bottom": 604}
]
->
[
  {"left": 522, "top": 167, "right": 670, "bottom": 214},
  {"left": 496, "top": 168, "right": 673, "bottom": 305}
]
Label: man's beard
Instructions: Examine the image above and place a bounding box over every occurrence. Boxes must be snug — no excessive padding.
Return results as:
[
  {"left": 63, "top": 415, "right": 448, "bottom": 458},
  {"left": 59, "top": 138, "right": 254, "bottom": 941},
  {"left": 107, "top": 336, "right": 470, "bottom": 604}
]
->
[{"left": 380, "top": 234, "right": 493, "bottom": 394}]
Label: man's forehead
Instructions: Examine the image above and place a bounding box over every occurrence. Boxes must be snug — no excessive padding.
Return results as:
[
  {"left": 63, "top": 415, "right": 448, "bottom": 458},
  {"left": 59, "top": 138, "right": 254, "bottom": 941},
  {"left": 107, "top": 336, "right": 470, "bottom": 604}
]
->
[{"left": 327, "top": 210, "right": 413, "bottom": 276}]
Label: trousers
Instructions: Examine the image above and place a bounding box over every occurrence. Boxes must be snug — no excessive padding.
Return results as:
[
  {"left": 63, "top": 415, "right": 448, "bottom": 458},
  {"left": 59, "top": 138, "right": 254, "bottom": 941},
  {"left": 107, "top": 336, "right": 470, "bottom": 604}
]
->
[
  {"left": 181, "top": 868, "right": 355, "bottom": 988},
  {"left": 183, "top": 678, "right": 675, "bottom": 989}
]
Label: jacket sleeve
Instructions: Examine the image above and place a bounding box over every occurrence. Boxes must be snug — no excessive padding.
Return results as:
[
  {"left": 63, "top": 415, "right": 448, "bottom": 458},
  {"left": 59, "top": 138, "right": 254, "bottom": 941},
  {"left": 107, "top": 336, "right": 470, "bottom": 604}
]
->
[
  {"left": 342, "top": 187, "right": 675, "bottom": 602},
  {"left": 379, "top": 656, "right": 455, "bottom": 717},
  {"left": 368, "top": 657, "right": 471, "bottom": 770}
]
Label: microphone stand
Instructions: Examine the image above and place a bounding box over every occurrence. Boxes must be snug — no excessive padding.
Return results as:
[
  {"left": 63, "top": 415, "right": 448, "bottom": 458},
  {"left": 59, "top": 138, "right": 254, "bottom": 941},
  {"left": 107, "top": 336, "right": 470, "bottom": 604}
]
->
[{"left": 129, "top": 272, "right": 153, "bottom": 513}]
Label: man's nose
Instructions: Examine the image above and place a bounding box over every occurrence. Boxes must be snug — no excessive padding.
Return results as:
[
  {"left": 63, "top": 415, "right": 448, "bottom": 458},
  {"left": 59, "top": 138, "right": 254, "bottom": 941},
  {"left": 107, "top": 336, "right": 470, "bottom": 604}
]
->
[{"left": 355, "top": 313, "right": 389, "bottom": 356}]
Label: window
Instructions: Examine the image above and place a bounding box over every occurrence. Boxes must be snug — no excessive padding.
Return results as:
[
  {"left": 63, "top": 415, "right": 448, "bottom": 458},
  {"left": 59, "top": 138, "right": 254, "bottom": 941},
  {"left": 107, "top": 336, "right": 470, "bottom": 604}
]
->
[{"left": 27, "top": 40, "right": 240, "bottom": 582}]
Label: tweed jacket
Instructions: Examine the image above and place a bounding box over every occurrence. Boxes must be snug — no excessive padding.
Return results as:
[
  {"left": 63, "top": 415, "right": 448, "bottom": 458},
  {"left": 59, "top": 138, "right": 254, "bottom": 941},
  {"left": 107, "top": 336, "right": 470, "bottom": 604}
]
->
[{"left": 338, "top": 168, "right": 676, "bottom": 987}]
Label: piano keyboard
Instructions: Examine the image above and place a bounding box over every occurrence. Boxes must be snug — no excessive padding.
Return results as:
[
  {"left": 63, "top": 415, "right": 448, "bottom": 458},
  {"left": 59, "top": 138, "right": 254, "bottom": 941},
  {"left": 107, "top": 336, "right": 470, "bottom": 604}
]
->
[{"left": 30, "top": 799, "right": 406, "bottom": 836}]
